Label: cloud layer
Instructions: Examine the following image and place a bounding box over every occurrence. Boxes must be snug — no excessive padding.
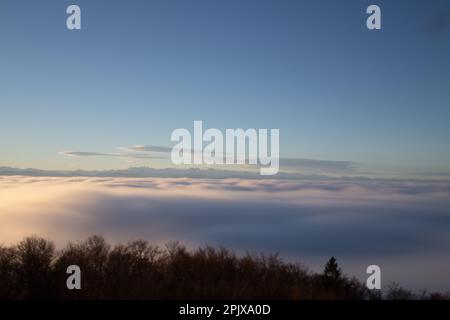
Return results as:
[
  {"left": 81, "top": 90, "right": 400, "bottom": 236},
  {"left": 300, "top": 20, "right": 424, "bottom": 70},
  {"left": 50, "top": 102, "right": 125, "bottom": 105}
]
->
[{"left": 1, "top": 176, "right": 450, "bottom": 291}]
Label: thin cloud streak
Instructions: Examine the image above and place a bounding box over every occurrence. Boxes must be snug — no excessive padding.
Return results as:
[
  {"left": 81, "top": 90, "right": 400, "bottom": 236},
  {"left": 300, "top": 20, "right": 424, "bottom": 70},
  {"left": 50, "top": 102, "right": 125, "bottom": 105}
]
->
[{"left": 59, "top": 144, "right": 359, "bottom": 174}]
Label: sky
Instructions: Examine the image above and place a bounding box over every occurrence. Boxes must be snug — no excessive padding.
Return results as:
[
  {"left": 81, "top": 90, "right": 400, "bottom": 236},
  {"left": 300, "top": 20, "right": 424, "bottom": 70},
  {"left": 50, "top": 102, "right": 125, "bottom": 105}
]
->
[{"left": 1, "top": 0, "right": 450, "bottom": 175}]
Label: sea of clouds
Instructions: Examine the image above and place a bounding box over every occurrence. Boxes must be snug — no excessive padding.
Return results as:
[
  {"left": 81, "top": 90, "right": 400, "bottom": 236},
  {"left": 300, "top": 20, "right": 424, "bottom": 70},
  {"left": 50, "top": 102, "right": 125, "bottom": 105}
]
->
[{"left": 1, "top": 175, "right": 450, "bottom": 291}]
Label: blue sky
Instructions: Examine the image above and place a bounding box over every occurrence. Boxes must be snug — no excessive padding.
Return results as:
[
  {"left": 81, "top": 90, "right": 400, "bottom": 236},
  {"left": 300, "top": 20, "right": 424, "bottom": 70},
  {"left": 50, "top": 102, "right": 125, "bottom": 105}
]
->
[{"left": 1, "top": 0, "right": 450, "bottom": 174}]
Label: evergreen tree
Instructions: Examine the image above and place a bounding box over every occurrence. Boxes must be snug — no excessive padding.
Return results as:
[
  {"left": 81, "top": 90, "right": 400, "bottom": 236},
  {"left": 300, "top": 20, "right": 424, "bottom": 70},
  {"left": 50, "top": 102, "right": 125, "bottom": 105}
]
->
[{"left": 323, "top": 256, "right": 341, "bottom": 281}]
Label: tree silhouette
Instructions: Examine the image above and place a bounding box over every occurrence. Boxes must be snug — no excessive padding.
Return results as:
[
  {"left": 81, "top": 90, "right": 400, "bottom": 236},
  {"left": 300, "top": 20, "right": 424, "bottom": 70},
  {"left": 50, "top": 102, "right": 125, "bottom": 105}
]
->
[
  {"left": 16, "top": 237, "right": 56, "bottom": 299},
  {"left": 0, "top": 236, "right": 447, "bottom": 300},
  {"left": 323, "top": 256, "right": 341, "bottom": 281}
]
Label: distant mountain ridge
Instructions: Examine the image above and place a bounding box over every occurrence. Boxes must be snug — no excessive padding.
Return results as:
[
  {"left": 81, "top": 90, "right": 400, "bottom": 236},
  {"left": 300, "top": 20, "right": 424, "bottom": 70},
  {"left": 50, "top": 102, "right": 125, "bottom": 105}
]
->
[
  {"left": 0, "top": 166, "right": 294, "bottom": 179},
  {"left": 2, "top": 166, "right": 448, "bottom": 182}
]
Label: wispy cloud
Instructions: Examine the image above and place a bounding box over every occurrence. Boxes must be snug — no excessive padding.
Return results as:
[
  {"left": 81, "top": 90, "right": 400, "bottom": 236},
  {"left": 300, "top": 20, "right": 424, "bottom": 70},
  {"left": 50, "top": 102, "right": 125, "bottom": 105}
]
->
[
  {"left": 58, "top": 150, "right": 167, "bottom": 160},
  {"left": 58, "top": 144, "right": 359, "bottom": 174},
  {"left": 280, "top": 158, "right": 357, "bottom": 172},
  {"left": 59, "top": 151, "right": 122, "bottom": 157},
  {"left": 122, "top": 145, "right": 173, "bottom": 153}
]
